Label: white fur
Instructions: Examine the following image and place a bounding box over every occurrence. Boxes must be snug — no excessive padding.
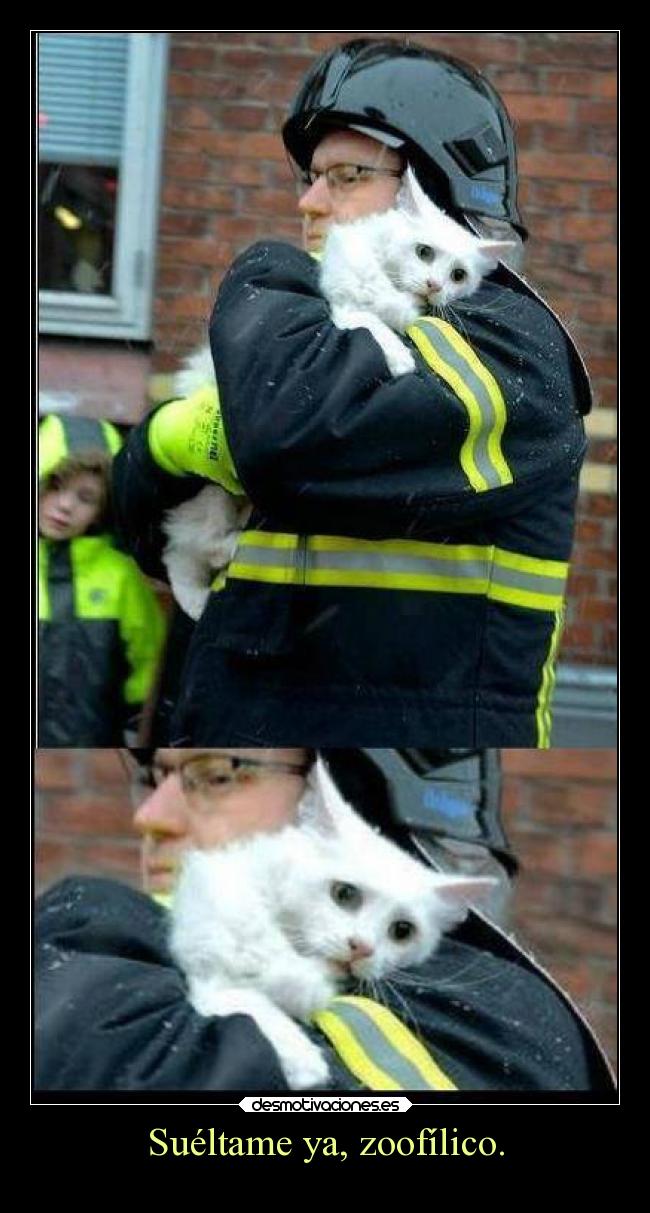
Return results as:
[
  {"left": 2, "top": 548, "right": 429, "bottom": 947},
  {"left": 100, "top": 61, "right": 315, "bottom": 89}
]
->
[
  {"left": 320, "top": 165, "right": 515, "bottom": 376},
  {"left": 161, "top": 349, "right": 251, "bottom": 620},
  {"left": 170, "top": 757, "right": 496, "bottom": 1090}
]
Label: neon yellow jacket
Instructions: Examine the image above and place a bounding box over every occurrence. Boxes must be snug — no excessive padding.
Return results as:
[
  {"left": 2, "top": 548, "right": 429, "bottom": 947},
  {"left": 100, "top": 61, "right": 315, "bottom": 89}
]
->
[{"left": 38, "top": 533, "right": 166, "bottom": 746}]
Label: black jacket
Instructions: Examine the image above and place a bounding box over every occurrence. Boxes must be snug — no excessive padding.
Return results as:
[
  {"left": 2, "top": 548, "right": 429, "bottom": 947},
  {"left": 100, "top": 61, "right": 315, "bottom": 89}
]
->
[
  {"left": 34, "top": 878, "right": 613, "bottom": 1094},
  {"left": 113, "top": 242, "right": 590, "bottom": 746},
  {"left": 38, "top": 534, "right": 166, "bottom": 747}
]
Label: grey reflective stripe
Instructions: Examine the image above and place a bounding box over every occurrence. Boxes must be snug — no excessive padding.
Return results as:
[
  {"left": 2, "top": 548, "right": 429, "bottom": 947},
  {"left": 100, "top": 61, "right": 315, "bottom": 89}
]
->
[
  {"left": 61, "top": 416, "right": 110, "bottom": 454},
  {"left": 47, "top": 543, "right": 75, "bottom": 621},
  {"left": 228, "top": 538, "right": 567, "bottom": 605},
  {"left": 234, "top": 543, "right": 489, "bottom": 582},
  {"left": 411, "top": 318, "right": 505, "bottom": 490},
  {"left": 324, "top": 1001, "right": 438, "bottom": 1090},
  {"left": 491, "top": 564, "right": 567, "bottom": 597}
]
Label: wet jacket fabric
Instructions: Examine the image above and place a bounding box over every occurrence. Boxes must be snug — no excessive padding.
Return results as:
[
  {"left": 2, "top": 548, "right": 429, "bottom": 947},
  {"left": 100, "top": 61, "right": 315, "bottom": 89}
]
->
[
  {"left": 34, "top": 877, "right": 614, "bottom": 1093},
  {"left": 113, "top": 241, "right": 590, "bottom": 747},
  {"left": 38, "top": 534, "right": 166, "bottom": 746}
]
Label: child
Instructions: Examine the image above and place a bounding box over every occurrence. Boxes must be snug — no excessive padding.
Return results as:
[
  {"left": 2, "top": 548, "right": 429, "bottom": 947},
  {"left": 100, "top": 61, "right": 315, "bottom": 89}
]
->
[{"left": 38, "top": 416, "right": 166, "bottom": 746}]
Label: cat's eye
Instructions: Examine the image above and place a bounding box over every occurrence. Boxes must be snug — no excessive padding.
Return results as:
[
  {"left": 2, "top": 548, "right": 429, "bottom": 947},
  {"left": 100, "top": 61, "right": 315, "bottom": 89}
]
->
[
  {"left": 451, "top": 266, "right": 468, "bottom": 283},
  {"left": 388, "top": 920, "right": 416, "bottom": 942},
  {"left": 330, "top": 881, "right": 363, "bottom": 910},
  {"left": 416, "top": 244, "right": 436, "bottom": 263}
]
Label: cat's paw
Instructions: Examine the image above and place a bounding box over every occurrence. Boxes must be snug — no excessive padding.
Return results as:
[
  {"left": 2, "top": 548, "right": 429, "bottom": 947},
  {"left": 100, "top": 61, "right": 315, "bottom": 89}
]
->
[
  {"left": 281, "top": 1035, "right": 331, "bottom": 1091},
  {"left": 382, "top": 337, "right": 417, "bottom": 377},
  {"left": 171, "top": 581, "right": 211, "bottom": 621}
]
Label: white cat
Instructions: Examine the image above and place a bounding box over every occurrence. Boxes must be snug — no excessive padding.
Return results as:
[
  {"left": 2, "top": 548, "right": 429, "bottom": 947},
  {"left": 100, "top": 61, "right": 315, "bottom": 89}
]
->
[
  {"left": 169, "top": 757, "right": 496, "bottom": 1090},
  {"left": 320, "top": 165, "right": 515, "bottom": 376},
  {"left": 161, "top": 346, "right": 251, "bottom": 621},
  {"left": 161, "top": 168, "right": 514, "bottom": 618}
]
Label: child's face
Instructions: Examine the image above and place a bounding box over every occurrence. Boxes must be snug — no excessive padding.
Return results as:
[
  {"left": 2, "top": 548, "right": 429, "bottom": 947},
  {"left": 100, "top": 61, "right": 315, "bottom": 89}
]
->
[{"left": 39, "top": 471, "right": 104, "bottom": 540}]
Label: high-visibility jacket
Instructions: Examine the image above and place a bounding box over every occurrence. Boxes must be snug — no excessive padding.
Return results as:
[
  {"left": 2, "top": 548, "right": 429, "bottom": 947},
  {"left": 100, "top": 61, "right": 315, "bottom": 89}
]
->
[
  {"left": 34, "top": 877, "right": 615, "bottom": 1093},
  {"left": 113, "top": 241, "right": 590, "bottom": 747},
  {"left": 38, "top": 534, "right": 166, "bottom": 746}
]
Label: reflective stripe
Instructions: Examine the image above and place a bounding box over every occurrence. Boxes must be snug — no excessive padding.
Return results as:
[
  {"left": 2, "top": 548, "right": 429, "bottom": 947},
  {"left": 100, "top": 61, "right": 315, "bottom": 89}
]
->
[
  {"left": 43, "top": 542, "right": 75, "bottom": 622},
  {"left": 536, "top": 607, "right": 565, "bottom": 747},
  {"left": 61, "top": 415, "right": 110, "bottom": 455},
  {"left": 312, "top": 995, "right": 457, "bottom": 1091},
  {"left": 407, "top": 316, "right": 513, "bottom": 492},
  {"left": 222, "top": 532, "right": 568, "bottom": 612}
]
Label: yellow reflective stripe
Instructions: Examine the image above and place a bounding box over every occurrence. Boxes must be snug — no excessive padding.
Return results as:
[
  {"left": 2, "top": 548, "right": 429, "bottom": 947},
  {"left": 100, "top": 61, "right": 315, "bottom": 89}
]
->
[
  {"left": 312, "top": 1008, "right": 401, "bottom": 1090},
  {"left": 536, "top": 607, "right": 565, "bottom": 748},
  {"left": 427, "top": 317, "right": 512, "bottom": 487},
  {"left": 407, "top": 316, "right": 512, "bottom": 492},
  {"left": 237, "top": 531, "right": 300, "bottom": 550},
  {"left": 312, "top": 995, "right": 458, "bottom": 1091},
  {"left": 223, "top": 532, "right": 568, "bottom": 613},
  {"left": 38, "top": 541, "right": 51, "bottom": 620}
]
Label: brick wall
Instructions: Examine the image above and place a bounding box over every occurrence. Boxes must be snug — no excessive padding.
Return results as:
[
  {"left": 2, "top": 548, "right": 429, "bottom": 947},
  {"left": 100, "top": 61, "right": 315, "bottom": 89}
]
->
[
  {"left": 152, "top": 30, "right": 617, "bottom": 669},
  {"left": 35, "top": 745, "right": 617, "bottom": 1075}
]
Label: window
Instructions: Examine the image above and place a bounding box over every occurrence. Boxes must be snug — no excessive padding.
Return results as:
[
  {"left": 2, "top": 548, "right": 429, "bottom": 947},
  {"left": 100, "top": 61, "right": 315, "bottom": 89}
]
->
[{"left": 38, "top": 32, "right": 168, "bottom": 340}]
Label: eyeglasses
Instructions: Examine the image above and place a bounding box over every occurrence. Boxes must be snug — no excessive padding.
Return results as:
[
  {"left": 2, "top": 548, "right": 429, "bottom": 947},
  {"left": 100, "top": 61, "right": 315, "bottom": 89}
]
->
[
  {"left": 295, "top": 163, "right": 403, "bottom": 197},
  {"left": 129, "top": 752, "right": 312, "bottom": 812}
]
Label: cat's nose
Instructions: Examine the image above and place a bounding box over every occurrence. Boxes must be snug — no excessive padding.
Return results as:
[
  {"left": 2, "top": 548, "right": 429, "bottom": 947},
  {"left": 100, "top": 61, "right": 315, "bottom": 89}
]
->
[
  {"left": 348, "top": 938, "right": 374, "bottom": 961},
  {"left": 427, "top": 280, "right": 442, "bottom": 294}
]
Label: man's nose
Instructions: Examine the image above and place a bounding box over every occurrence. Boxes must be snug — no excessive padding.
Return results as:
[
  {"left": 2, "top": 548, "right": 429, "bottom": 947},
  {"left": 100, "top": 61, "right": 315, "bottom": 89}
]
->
[
  {"left": 133, "top": 773, "right": 186, "bottom": 835},
  {"left": 297, "top": 174, "right": 331, "bottom": 215}
]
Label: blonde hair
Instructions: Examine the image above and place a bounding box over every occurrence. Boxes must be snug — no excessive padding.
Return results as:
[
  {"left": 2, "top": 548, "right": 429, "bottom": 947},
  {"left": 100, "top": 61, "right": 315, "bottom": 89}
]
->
[{"left": 39, "top": 449, "right": 113, "bottom": 530}]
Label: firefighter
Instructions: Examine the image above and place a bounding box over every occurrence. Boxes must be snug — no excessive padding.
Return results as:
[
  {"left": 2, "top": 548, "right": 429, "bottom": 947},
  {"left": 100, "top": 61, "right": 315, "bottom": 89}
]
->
[
  {"left": 113, "top": 39, "right": 591, "bottom": 747},
  {"left": 38, "top": 413, "right": 166, "bottom": 746}
]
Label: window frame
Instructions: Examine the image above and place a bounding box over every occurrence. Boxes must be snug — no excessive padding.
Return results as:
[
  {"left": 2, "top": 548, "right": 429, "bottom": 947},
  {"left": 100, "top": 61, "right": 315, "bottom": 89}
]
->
[{"left": 38, "top": 32, "right": 169, "bottom": 341}]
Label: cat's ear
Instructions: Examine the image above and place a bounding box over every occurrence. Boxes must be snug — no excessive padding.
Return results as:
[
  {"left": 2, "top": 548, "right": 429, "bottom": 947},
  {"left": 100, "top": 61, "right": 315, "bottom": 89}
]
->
[
  {"left": 295, "top": 757, "right": 354, "bottom": 837},
  {"left": 430, "top": 875, "right": 499, "bottom": 929},
  {"left": 397, "top": 165, "right": 432, "bottom": 217},
  {"left": 476, "top": 239, "right": 517, "bottom": 266}
]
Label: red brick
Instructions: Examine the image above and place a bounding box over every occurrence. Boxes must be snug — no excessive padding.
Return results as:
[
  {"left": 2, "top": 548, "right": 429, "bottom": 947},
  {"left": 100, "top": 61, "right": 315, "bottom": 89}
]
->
[
  {"left": 156, "top": 294, "right": 211, "bottom": 321},
  {"left": 524, "top": 35, "right": 617, "bottom": 70},
  {"left": 82, "top": 750, "right": 131, "bottom": 787},
  {"left": 581, "top": 244, "right": 618, "bottom": 275},
  {"left": 530, "top": 181, "right": 583, "bottom": 208},
  {"left": 591, "top": 74, "right": 618, "bottom": 99},
  {"left": 41, "top": 794, "right": 133, "bottom": 836},
  {"left": 542, "top": 68, "right": 603, "bottom": 97},
  {"left": 164, "top": 152, "right": 212, "bottom": 181},
  {"left": 561, "top": 214, "right": 616, "bottom": 241},
  {"left": 506, "top": 93, "right": 573, "bottom": 123},
  {"left": 573, "top": 835, "right": 617, "bottom": 878},
  {"left": 34, "top": 751, "right": 80, "bottom": 790},
  {"left": 157, "top": 266, "right": 210, "bottom": 293},
  {"left": 576, "top": 100, "right": 617, "bottom": 126},
  {"left": 519, "top": 150, "right": 615, "bottom": 182},
  {"left": 198, "top": 130, "right": 284, "bottom": 161},
  {"left": 162, "top": 183, "right": 233, "bottom": 213},
  {"left": 221, "top": 104, "right": 273, "bottom": 132},
  {"left": 502, "top": 750, "right": 617, "bottom": 781},
  {"left": 170, "top": 46, "right": 216, "bottom": 72},
  {"left": 170, "top": 104, "right": 214, "bottom": 130},
  {"left": 586, "top": 186, "right": 617, "bottom": 211}
]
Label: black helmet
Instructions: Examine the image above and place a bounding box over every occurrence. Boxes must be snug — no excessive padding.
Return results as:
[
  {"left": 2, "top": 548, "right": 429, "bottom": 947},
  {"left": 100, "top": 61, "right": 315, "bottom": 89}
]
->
[
  {"left": 283, "top": 38, "right": 526, "bottom": 239},
  {"left": 321, "top": 748, "right": 517, "bottom": 876}
]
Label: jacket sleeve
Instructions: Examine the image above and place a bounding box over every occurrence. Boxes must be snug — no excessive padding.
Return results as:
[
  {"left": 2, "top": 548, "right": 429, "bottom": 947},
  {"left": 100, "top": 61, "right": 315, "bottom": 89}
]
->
[
  {"left": 117, "top": 557, "right": 168, "bottom": 710},
  {"left": 209, "top": 241, "right": 588, "bottom": 535},
  {"left": 34, "top": 878, "right": 288, "bottom": 1091}
]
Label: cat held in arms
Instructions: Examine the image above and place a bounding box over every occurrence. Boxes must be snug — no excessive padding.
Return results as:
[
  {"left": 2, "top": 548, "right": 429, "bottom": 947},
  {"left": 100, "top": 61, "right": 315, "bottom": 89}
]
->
[
  {"left": 170, "top": 756, "right": 497, "bottom": 1089},
  {"left": 162, "top": 167, "right": 515, "bottom": 619}
]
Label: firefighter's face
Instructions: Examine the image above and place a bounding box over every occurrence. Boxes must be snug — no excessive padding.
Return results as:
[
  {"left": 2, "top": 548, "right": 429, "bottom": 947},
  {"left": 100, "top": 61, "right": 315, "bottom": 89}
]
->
[
  {"left": 298, "top": 130, "right": 403, "bottom": 254},
  {"left": 132, "top": 749, "right": 310, "bottom": 895},
  {"left": 39, "top": 471, "right": 104, "bottom": 539}
]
